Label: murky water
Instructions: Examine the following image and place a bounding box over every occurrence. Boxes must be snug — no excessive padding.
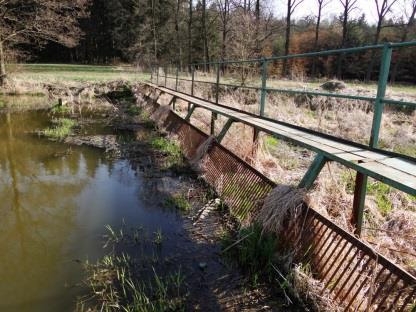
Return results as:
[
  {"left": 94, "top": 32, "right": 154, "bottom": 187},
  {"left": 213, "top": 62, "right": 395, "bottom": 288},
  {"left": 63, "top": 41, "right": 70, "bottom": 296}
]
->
[{"left": 0, "top": 107, "right": 185, "bottom": 311}]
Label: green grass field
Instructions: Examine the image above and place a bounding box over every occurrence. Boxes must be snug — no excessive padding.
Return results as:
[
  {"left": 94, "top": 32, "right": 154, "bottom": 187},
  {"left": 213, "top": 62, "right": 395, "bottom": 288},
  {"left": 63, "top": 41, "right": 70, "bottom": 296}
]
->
[{"left": 9, "top": 63, "right": 150, "bottom": 83}]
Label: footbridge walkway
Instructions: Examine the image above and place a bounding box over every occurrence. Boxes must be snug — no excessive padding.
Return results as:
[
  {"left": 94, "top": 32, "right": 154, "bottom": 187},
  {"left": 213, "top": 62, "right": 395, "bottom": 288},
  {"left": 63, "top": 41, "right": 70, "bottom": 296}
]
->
[
  {"left": 149, "top": 41, "right": 416, "bottom": 236},
  {"left": 145, "top": 41, "right": 416, "bottom": 311}
]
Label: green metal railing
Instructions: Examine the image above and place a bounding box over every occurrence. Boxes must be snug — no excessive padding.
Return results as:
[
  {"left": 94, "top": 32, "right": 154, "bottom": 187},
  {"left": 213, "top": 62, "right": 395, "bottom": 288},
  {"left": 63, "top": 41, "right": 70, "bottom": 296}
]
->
[
  {"left": 149, "top": 41, "right": 416, "bottom": 236},
  {"left": 151, "top": 41, "right": 416, "bottom": 150}
]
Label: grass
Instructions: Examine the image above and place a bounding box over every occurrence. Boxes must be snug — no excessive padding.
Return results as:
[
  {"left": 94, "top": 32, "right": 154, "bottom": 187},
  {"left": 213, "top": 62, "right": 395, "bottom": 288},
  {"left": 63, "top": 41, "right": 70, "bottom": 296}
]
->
[
  {"left": 80, "top": 254, "right": 186, "bottom": 312},
  {"left": 264, "top": 135, "right": 279, "bottom": 148},
  {"left": 153, "top": 229, "right": 163, "bottom": 246},
  {"left": 127, "top": 105, "right": 141, "bottom": 116},
  {"left": 79, "top": 226, "right": 188, "bottom": 311},
  {"left": 43, "top": 118, "right": 77, "bottom": 140},
  {"left": 367, "top": 181, "right": 393, "bottom": 216},
  {"left": 221, "top": 223, "right": 278, "bottom": 281},
  {"left": 394, "top": 144, "right": 416, "bottom": 158},
  {"left": 341, "top": 172, "right": 394, "bottom": 216},
  {"left": 164, "top": 194, "right": 191, "bottom": 212},
  {"left": 50, "top": 104, "right": 71, "bottom": 114},
  {"left": 172, "top": 71, "right": 416, "bottom": 96},
  {"left": 150, "top": 137, "right": 183, "bottom": 167},
  {"left": 10, "top": 63, "right": 150, "bottom": 83}
]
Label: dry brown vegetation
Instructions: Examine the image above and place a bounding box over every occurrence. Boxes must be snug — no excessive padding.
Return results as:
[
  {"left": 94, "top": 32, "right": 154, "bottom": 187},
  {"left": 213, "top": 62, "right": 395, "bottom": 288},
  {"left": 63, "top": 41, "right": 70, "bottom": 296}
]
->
[{"left": 158, "top": 76, "right": 416, "bottom": 277}]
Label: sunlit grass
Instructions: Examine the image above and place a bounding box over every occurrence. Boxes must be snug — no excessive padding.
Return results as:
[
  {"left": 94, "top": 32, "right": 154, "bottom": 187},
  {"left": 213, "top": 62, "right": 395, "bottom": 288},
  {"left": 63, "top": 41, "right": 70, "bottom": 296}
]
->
[
  {"left": 10, "top": 63, "right": 150, "bottom": 83},
  {"left": 43, "top": 118, "right": 77, "bottom": 140}
]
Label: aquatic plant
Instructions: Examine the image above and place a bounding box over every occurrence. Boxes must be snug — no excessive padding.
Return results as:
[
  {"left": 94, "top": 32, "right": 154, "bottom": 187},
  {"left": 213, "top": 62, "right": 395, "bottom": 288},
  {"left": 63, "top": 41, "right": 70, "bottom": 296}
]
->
[
  {"left": 221, "top": 223, "right": 278, "bottom": 280},
  {"left": 78, "top": 226, "right": 188, "bottom": 312},
  {"left": 43, "top": 118, "right": 77, "bottom": 140},
  {"left": 164, "top": 194, "right": 191, "bottom": 212}
]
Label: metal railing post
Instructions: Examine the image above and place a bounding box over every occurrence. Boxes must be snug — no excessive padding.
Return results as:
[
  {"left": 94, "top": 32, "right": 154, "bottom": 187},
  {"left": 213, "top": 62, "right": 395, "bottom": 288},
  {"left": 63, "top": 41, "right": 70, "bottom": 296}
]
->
[
  {"left": 215, "top": 63, "right": 220, "bottom": 104},
  {"left": 352, "top": 43, "right": 392, "bottom": 237},
  {"left": 351, "top": 172, "right": 368, "bottom": 237},
  {"left": 164, "top": 65, "right": 167, "bottom": 87},
  {"left": 260, "top": 58, "right": 268, "bottom": 117},
  {"left": 175, "top": 64, "right": 179, "bottom": 91},
  {"left": 191, "top": 65, "right": 195, "bottom": 96},
  {"left": 369, "top": 43, "right": 392, "bottom": 148}
]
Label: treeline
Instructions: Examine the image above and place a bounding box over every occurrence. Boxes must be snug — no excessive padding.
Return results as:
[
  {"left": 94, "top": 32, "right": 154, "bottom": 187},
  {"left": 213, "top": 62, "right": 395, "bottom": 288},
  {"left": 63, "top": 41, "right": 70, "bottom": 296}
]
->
[{"left": 34, "top": 0, "right": 416, "bottom": 82}]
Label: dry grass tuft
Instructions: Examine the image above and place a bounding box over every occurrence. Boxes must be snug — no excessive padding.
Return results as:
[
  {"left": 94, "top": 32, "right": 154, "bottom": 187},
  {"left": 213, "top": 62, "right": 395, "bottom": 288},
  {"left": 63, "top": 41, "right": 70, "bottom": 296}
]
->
[
  {"left": 189, "top": 135, "right": 216, "bottom": 172},
  {"left": 150, "top": 104, "right": 171, "bottom": 129},
  {"left": 256, "top": 185, "right": 306, "bottom": 235},
  {"left": 292, "top": 265, "right": 342, "bottom": 312}
]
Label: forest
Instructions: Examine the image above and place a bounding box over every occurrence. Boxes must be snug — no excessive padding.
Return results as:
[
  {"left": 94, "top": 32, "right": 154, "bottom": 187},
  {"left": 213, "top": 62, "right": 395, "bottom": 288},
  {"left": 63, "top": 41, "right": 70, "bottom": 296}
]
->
[{"left": 25, "top": 0, "right": 416, "bottom": 82}]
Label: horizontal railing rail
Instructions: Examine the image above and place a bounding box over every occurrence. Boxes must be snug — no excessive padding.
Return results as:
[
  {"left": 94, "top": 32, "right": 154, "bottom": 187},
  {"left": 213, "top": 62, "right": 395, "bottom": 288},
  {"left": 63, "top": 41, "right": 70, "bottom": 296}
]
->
[
  {"left": 157, "top": 74, "right": 416, "bottom": 110},
  {"left": 151, "top": 41, "right": 416, "bottom": 149},
  {"left": 189, "top": 41, "right": 416, "bottom": 65}
]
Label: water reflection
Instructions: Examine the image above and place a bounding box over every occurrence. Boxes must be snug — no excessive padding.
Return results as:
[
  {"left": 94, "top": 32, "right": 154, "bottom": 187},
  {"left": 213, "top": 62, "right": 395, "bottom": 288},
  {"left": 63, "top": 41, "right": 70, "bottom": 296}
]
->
[{"left": 0, "top": 110, "right": 174, "bottom": 311}]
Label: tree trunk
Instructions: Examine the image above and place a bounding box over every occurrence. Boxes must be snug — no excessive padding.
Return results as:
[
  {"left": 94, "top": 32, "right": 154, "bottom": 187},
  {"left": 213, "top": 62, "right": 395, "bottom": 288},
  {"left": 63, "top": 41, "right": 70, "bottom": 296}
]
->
[
  {"left": 0, "top": 41, "right": 6, "bottom": 86},
  {"left": 365, "top": 22, "right": 382, "bottom": 82},
  {"left": 336, "top": 6, "right": 349, "bottom": 79},
  {"left": 390, "top": 5, "right": 416, "bottom": 83},
  {"left": 220, "top": 0, "right": 229, "bottom": 71},
  {"left": 175, "top": 0, "right": 182, "bottom": 69},
  {"left": 202, "top": 0, "right": 210, "bottom": 71},
  {"left": 282, "top": 0, "right": 291, "bottom": 76},
  {"left": 151, "top": 0, "right": 158, "bottom": 64},
  {"left": 311, "top": 3, "right": 322, "bottom": 77},
  {"left": 188, "top": 0, "right": 193, "bottom": 72},
  {"left": 255, "top": 0, "right": 260, "bottom": 56}
]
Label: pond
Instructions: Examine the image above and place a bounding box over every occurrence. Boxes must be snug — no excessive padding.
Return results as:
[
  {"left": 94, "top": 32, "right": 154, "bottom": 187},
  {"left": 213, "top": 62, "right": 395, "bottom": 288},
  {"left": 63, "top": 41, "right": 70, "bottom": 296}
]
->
[{"left": 0, "top": 107, "right": 186, "bottom": 311}]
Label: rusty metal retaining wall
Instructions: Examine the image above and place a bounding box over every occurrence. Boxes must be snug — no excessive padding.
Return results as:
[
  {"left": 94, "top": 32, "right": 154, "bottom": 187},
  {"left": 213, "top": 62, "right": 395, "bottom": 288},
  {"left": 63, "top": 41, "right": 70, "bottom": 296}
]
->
[{"left": 140, "top": 87, "right": 416, "bottom": 311}]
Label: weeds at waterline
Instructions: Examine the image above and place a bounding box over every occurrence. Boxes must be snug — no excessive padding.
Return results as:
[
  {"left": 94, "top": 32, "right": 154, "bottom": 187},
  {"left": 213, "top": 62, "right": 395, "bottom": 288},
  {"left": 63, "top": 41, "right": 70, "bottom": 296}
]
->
[
  {"left": 42, "top": 118, "right": 77, "bottom": 140},
  {"left": 164, "top": 194, "right": 191, "bottom": 212},
  {"left": 77, "top": 226, "right": 188, "bottom": 311},
  {"left": 220, "top": 223, "right": 278, "bottom": 282},
  {"left": 149, "top": 136, "right": 183, "bottom": 168}
]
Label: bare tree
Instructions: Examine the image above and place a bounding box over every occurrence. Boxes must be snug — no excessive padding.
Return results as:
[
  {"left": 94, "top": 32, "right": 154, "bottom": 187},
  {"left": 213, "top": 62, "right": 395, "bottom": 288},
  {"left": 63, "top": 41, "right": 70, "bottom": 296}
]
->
[
  {"left": 217, "top": 0, "right": 231, "bottom": 65},
  {"left": 151, "top": 0, "right": 158, "bottom": 64},
  {"left": 282, "top": 0, "right": 305, "bottom": 76},
  {"left": 391, "top": 0, "right": 416, "bottom": 82},
  {"left": 336, "top": 0, "right": 358, "bottom": 78},
  {"left": 365, "top": 0, "right": 399, "bottom": 81},
  {"left": 188, "top": 0, "right": 193, "bottom": 70},
  {"left": 202, "top": 0, "right": 210, "bottom": 70},
  {"left": 0, "top": 0, "right": 90, "bottom": 85},
  {"left": 311, "top": 0, "right": 331, "bottom": 76},
  {"left": 175, "top": 0, "right": 183, "bottom": 68}
]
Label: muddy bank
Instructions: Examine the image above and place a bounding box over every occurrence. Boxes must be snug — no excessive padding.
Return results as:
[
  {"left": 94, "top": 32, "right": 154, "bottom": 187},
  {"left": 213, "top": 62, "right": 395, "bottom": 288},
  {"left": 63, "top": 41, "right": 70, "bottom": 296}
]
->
[{"left": 39, "top": 84, "right": 302, "bottom": 311}]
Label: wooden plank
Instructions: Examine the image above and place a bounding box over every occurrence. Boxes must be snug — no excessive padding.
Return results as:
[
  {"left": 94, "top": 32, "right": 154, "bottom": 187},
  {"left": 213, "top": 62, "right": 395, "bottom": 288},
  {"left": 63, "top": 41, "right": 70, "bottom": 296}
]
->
[
  {"left": 360, "top": 162, "right": 416, "bottom": 190},
  {"left": 378, "top": 157, "right": 416, "bottom": 177}
]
